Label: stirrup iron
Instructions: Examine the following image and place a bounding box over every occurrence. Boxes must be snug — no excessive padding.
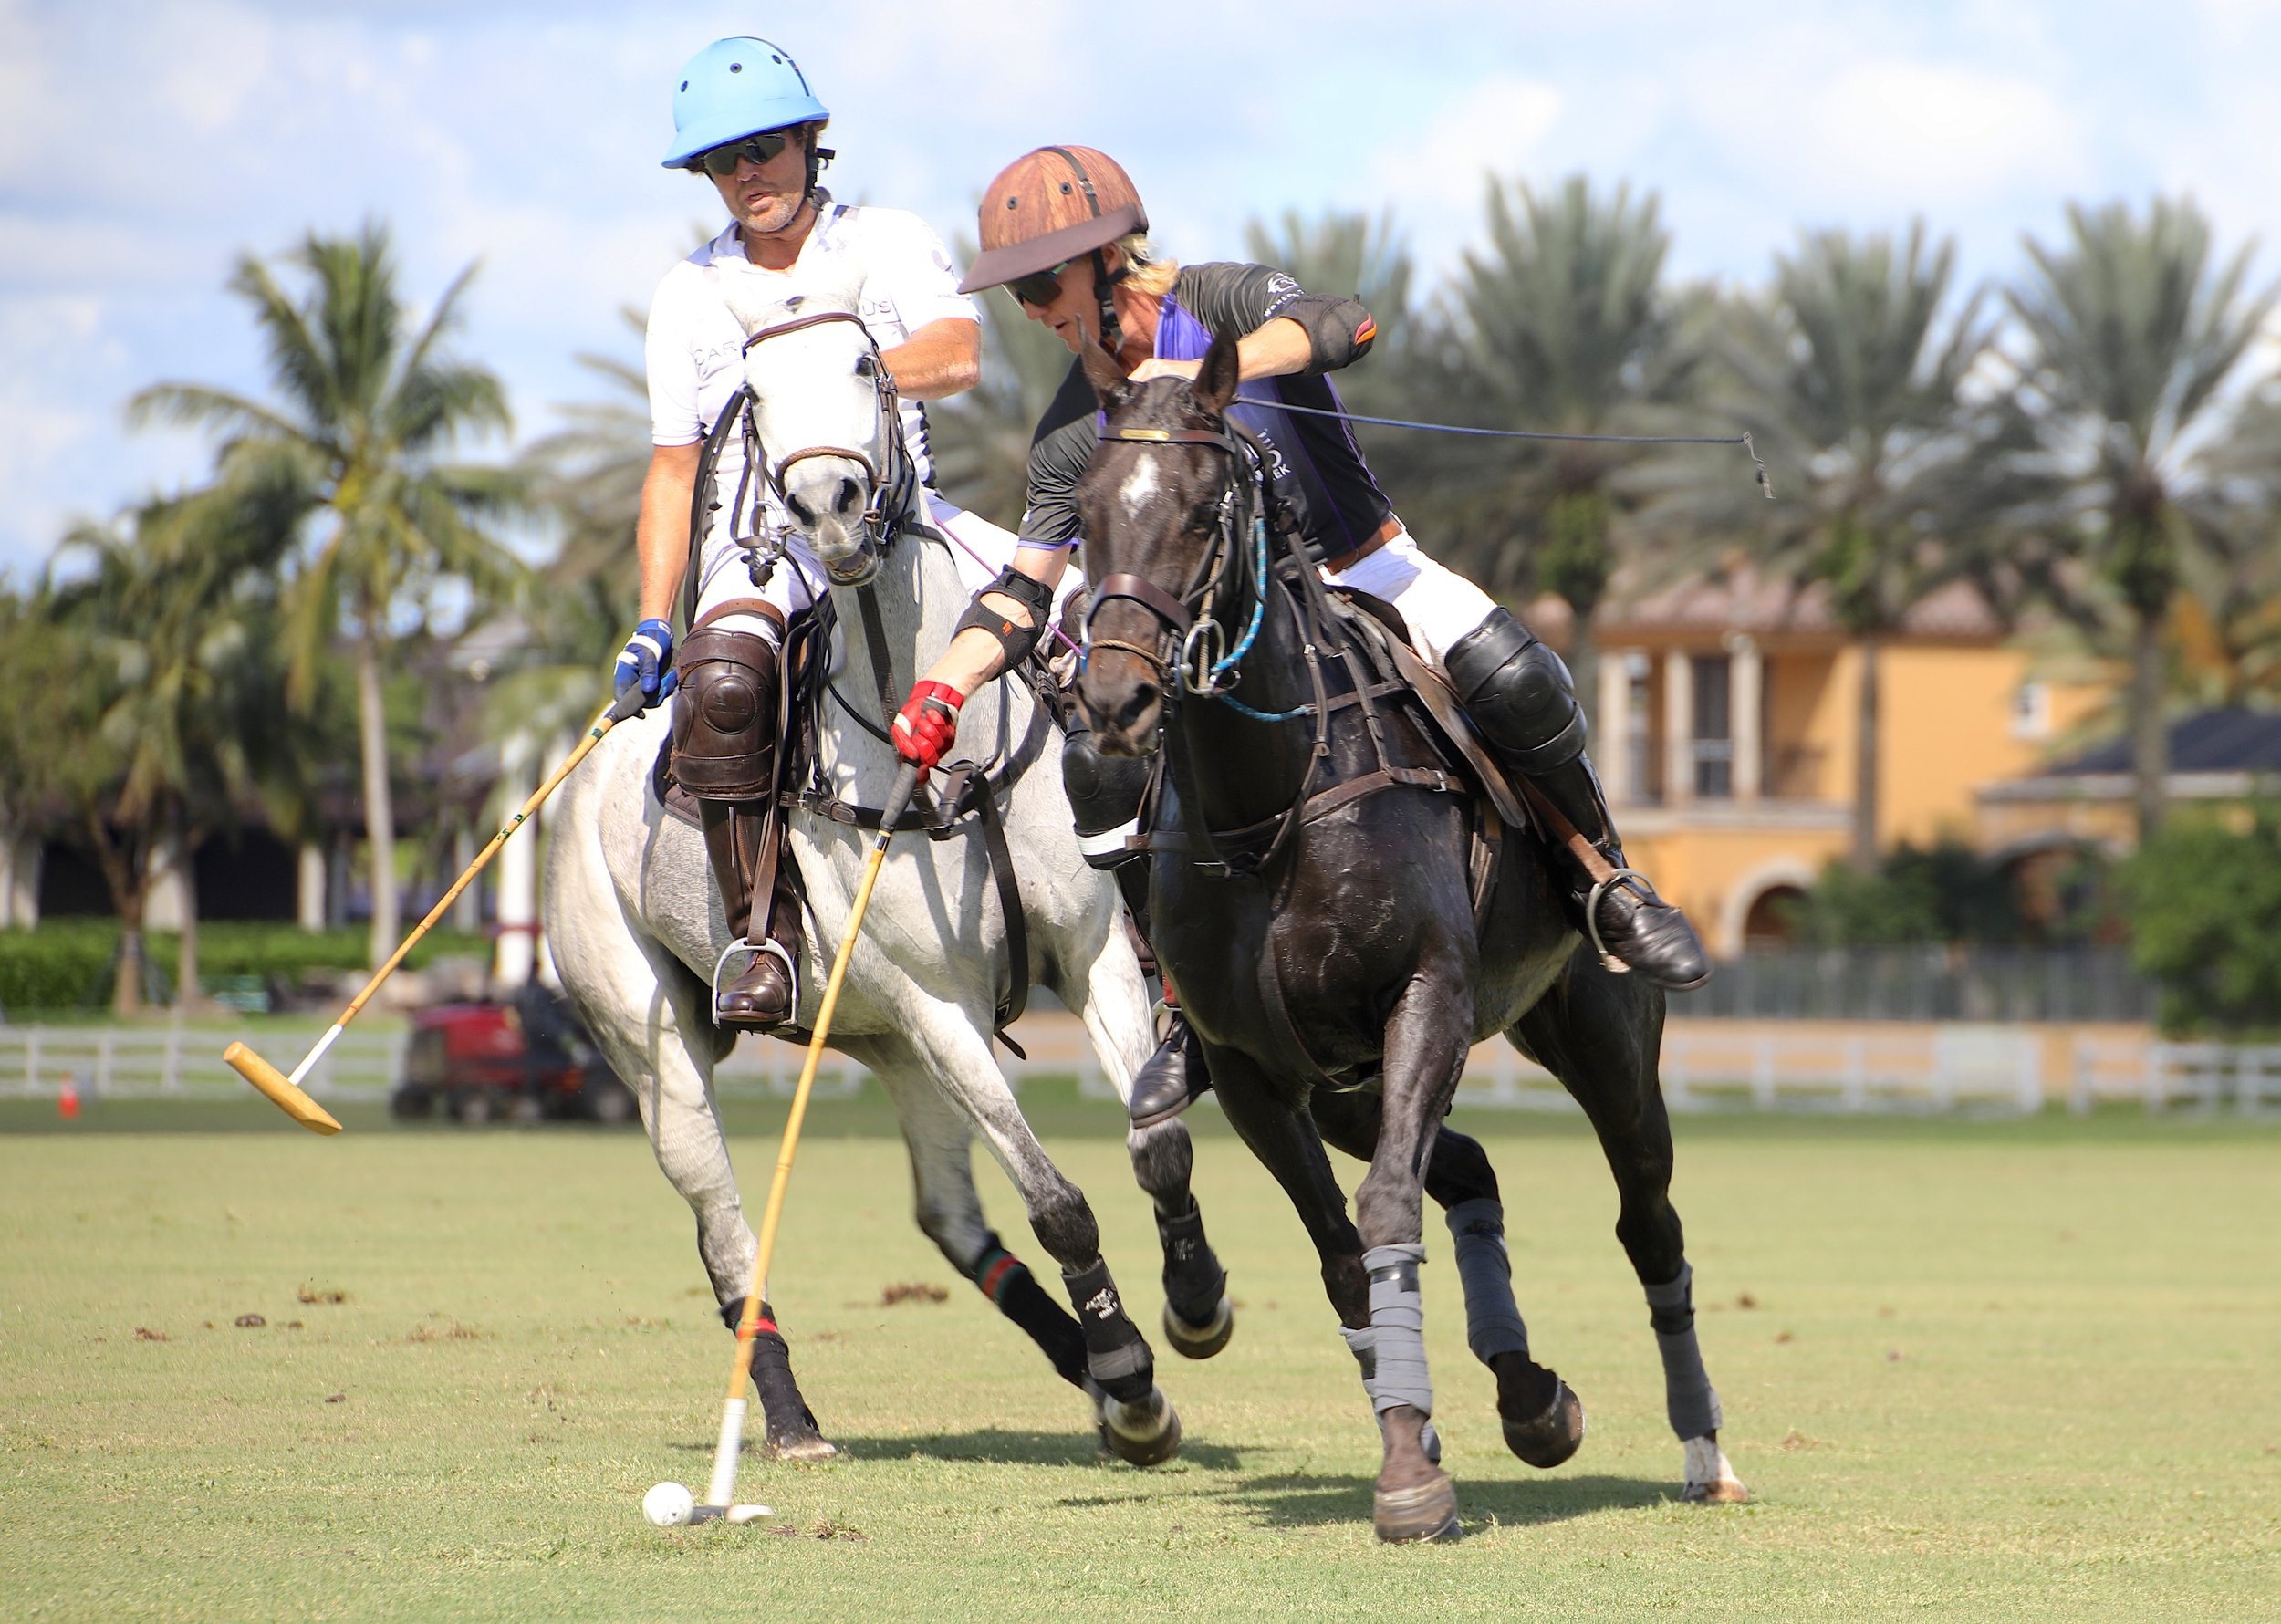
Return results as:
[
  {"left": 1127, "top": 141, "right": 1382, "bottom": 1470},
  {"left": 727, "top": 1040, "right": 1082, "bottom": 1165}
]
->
[
  {"left": 1584, "top": 867, "right": 1653, "bottom": 975},
  {"left": 712, "top": 936, "right": 800, "bottom": 1023}
]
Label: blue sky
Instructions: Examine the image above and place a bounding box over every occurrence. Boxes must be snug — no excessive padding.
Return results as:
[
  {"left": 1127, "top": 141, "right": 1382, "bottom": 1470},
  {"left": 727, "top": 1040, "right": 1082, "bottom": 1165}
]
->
[{"left": 4, "top": 0, "right": 2278, "bottom": 575}]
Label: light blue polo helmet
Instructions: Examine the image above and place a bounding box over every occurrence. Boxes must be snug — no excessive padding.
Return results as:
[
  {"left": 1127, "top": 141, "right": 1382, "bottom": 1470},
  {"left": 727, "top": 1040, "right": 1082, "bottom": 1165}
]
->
[{"left": 661, "top": 36, "right": 829, "bottom": 169}]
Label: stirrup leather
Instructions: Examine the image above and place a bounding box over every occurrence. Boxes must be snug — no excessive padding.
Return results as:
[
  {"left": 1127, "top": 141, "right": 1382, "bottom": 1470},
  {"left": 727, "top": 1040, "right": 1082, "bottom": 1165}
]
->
[
  {"left": 1584, "top": 867, "right": 1655, "bottom": 976},
  {"left": 711, "top": 936, "right": 800, "bottom": 1025}
]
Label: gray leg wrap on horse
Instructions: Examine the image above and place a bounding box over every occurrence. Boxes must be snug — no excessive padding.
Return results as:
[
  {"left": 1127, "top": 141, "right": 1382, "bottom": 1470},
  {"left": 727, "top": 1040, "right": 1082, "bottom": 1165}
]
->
[
  {"left": 1362, "top": 1244, "right": 1434, "bottom": 1417},
  {"left": 1445, "top": 1197, "right": 1529, "bottom": 1364},
  {"left": 1644, "top": 1263, "right": 1723, "bottom": 1439}
]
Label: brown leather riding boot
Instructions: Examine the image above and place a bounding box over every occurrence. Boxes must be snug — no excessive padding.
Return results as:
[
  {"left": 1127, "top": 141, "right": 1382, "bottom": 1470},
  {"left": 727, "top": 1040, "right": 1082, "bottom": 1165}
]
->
[{"left": 698, "top": 800, "right": 797, "bottom": 1027}]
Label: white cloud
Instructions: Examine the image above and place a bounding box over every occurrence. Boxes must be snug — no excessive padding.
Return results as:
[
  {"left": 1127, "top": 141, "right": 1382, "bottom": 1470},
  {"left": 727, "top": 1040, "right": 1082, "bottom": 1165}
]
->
[{"left": 2, "top": 0, "right": 2276, "bottom": 574}]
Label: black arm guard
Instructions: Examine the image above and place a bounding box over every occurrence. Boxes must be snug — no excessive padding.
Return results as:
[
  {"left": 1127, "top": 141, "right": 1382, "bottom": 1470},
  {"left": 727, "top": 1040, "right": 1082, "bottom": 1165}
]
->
[
  {"left": 1277, "top": 293, "right": 1379, "bottom": 374},
  {"left": 954, "top": 566, "right": 1056, "bottom": 667}
]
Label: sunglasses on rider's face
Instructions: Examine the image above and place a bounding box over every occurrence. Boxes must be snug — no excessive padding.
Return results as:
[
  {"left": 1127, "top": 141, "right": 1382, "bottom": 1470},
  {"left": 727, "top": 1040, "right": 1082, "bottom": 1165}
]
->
[
  {"left": 692, "top": 130, "right": 794, "bottom": 177},
  {"left": 1005, "top": 262, "right": 1073, "bottom": 308}
]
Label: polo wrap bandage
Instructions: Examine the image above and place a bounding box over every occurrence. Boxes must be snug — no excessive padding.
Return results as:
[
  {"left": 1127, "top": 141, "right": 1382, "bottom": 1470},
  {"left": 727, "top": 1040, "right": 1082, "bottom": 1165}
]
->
[
  {"left": 1361, "top": 1243, "right": 1433, "bottom": 1416},
  {"left": 1445, "top": 1198, "right": 1530, "bottom": 1363},
  {"left": 1644, "top": 1263, "right": 1723, "bottom": 1439}
]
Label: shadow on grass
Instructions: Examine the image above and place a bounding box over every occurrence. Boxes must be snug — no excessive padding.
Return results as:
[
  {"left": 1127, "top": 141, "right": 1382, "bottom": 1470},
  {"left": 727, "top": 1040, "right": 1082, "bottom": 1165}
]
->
[
  {"left": 674, "top": 1427, "right": 1249, "bottom": 1471},
  {"left": 1212, "top": 1470, "right": 1674, "bottom": 1531}
]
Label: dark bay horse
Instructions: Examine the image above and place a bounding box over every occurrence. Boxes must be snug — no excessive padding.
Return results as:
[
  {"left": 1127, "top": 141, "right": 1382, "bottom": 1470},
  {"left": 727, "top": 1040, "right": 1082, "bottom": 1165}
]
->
[{"left": 1070, "top": 334, "right": 1746, "bottom": 1541}]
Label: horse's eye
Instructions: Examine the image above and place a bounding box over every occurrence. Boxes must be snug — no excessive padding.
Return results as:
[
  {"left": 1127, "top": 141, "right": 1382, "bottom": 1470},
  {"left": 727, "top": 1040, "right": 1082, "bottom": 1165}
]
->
[{"left": 855, "top": 354, "right": 878, "bottom": 378}]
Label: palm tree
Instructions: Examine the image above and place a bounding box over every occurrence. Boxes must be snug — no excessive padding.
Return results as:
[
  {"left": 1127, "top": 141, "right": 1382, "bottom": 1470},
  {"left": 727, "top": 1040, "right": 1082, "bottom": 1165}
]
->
[
  {"left": 2004, "top": 196, "right": 2281, "bottom": 839},
  {"left": 1413, "top": 175, "right": 1695, "bottom": 728},
  {"left": 131, "top": 222, "right": 524, "bottom": 966},
  {"left": 1645, "top": 223, "right": 2019, "bottom": 866},
  {"left": 46, "top": 493, "right": 293, "bottom": 1014}
]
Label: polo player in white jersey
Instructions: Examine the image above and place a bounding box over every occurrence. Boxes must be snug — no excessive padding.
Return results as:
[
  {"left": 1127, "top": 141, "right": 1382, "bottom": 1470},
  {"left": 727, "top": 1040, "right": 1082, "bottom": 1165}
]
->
[{"left": 617, "top": 36, "right": 1045, "bottom": 1027}]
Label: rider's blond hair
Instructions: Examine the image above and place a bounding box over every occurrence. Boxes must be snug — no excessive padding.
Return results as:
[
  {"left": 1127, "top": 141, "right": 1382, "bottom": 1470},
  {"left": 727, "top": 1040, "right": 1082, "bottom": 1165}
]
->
[{"left": 1116, "top": 233, "right": 1179, "bottom": 297}]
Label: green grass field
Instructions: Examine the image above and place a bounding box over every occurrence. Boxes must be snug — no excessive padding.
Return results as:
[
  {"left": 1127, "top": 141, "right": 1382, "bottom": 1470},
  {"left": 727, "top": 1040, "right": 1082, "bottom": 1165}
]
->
[{"left": 2, "top": 1090, "right": 2275, "bottom": 1622}]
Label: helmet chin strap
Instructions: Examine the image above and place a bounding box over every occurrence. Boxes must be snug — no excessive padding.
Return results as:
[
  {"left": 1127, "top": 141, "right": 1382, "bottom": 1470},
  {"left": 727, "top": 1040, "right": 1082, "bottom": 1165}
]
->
[{"left": 1090, "top": 246, "right": 1126, "bottom": 359}]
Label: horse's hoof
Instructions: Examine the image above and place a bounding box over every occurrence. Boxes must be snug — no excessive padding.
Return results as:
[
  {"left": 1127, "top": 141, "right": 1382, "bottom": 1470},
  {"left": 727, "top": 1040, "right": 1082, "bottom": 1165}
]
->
[
  {"left": 1373, "top": 1471, "right": 1461, "bottom": 1544},
  {"left": 764, "top": 1433, "right": 839, "bottom": 1463},
  {"left": 1502, "top": 1379, "right": 1585, "bottom": 1469},
  {"left": 1094, "top": 1383, "right": 1182, "bottom": 1467},
  {"left": 1161, "top": 1295, "right": 1234, "bottom": 1359},
  {"left": 1681, "top": 1435, "right": 1749, "bottom": 1504}
]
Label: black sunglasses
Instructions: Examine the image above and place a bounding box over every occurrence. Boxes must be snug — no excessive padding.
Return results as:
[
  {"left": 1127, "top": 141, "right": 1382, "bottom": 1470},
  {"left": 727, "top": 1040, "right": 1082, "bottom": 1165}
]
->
[
  {"left": 691, "top": 129, "right": 794, "bottom": 177},
  {"left": 1005, "top": 261, "right": 1073, "bottom": 308}
]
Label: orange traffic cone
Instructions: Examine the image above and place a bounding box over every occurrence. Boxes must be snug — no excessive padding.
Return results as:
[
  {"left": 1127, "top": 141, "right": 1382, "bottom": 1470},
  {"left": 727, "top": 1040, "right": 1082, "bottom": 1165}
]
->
[{"left": 57, "top": 1072, "right": 79, "bottom": 1121}]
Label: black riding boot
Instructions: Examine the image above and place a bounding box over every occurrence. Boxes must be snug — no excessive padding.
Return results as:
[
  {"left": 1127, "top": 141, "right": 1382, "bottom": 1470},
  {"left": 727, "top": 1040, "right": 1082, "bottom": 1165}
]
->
[
  {"left": 1113, "top": 858, "right": 1213, "bottom": 1130},
  {"left": 1130, "top": 1007, "right": 1213, "bottom": 1129},
  {"left": 1526, "top": 757, "right": 1710, "bottom": 991},
  {"left": 1444, "top": 608, "right": 1709, "bottom": 991}
]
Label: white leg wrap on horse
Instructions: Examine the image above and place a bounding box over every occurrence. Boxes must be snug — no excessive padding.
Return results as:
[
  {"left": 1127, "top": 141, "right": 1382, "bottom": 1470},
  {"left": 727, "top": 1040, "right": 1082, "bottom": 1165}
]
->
[
  {"left": 1644, "top": 1263, "right": 1724, "bottom": 1439},
  {"left": 1444, "top": 1197, "right": 1529, "bottom": 1363},
  {"left": 1362, "top": 1244, "right": 1434, "bottom": 1416}
]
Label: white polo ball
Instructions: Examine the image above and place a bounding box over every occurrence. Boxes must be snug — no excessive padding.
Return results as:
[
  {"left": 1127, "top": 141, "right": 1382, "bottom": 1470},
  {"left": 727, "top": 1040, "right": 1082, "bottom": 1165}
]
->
[{"left": 642, "top": 1480, "right": 694, "bottom": 1527}]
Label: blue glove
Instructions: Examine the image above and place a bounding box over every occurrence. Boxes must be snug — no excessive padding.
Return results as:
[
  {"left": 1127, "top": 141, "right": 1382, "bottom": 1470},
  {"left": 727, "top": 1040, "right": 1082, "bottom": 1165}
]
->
[{"left": 613, "top": 619, "right": 679, "bottom": 709}]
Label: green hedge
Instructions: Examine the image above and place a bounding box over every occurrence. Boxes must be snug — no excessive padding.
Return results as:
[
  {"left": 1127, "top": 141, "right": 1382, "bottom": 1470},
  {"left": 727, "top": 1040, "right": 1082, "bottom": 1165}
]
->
[{"left": 0, "top": 922, "right": 493, "bottom": 1014}]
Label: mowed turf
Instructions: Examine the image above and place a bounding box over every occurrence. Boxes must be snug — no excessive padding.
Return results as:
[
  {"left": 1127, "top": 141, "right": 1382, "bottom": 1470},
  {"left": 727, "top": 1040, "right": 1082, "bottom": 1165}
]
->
[{"left": 1, "top": 1089, "right": 2275, "bottom": 1623}]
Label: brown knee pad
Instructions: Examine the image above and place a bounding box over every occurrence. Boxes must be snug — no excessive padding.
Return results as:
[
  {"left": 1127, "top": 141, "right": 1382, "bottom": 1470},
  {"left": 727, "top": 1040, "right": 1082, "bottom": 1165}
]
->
[{"left": 671, "top": 627, "right": 779, "bottom": 799}]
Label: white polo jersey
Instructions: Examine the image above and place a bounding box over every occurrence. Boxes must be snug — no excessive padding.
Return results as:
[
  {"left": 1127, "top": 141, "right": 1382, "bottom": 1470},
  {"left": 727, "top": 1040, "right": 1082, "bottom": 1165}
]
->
[{"left": 645, "top": 195, "right": 978, "bottom": 555}]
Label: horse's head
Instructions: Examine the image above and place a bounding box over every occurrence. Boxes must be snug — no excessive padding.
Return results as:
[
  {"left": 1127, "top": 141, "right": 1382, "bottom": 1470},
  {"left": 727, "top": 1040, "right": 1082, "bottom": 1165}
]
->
[
  {"left": 1074, "top": 331, "right": 1245, "bottom": 755},
  {"left": 719, "top": 277, "right": 899, "bottom": 586}
]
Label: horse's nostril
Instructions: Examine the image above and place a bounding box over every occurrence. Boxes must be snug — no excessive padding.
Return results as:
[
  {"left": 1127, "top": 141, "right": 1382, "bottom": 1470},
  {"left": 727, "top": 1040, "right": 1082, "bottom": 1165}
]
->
[
  {"left": 786, "top": 493, "right": 817, "bottom": 526},
  {"left": 836, "top": 476, "right": 863, "bottom": 516},
  {"left": 1120, "top": 682, "right": 1160, "bottom": 732}
]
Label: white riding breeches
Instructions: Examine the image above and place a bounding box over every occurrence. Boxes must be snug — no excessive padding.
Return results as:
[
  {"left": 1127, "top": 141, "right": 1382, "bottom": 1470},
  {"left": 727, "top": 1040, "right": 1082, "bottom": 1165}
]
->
[
  {"left": 1320, "top": 529, "right": 1498, "bottom": 672},
  {"left": 691, "top": 495, "right": 1081, "bottom": 645}
]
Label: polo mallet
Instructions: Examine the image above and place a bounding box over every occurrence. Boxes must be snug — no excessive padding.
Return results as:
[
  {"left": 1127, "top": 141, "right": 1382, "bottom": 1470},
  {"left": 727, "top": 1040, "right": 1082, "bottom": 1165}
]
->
[
  {"left": 693, "top": 761, "right": 920, "bottom": 1525},
  {"left": 223, "top": 688, "right": 650, "bottom": 1133}
]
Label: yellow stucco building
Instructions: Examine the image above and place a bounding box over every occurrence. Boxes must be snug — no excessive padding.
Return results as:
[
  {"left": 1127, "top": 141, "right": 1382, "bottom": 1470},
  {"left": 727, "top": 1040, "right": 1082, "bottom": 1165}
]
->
[{"left": 1539, "top": 569, "right": 2111, "bottom": 956}]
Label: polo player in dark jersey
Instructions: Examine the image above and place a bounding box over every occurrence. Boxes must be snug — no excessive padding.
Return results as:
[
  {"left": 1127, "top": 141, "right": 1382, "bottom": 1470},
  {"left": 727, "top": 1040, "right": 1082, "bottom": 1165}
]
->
[{"left": 891, "top": 146, "right": 1709, "bottom": 1127}]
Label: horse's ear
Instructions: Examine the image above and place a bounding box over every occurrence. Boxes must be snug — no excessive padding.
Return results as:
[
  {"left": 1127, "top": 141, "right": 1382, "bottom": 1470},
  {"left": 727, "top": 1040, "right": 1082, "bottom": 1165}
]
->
[
  {"left": 1080, "top": 341, "right": 1131, "bottom": 408},
  {"left": 717, "top": 276, "right": 784, "bottom": 338},
  {"left": 1193, "top": 328, "right": 1241, "bottom": 414}
]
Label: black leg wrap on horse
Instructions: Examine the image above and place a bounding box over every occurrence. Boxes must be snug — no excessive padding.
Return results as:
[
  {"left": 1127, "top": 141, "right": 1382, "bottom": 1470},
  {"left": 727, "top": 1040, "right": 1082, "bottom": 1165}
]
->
[
  {"left": 718, "top": 1296, "right": 822, "bottom": 1442},
  {"left": 1443, "top": 608, "right": 1587, "bottom": 774},
  {"left": 1062, "top": 715, "right": 1151, "bottom": 872},
  {"left": 1062, "top": 1258, "right": 1155, "bottom": 1403},
  {"left": 1156, "top": 1202, "right": 1227, "bottom": 1326},
  {"left": 1644, "top": 1264, "right": 1724, "bottom": 1438},
  {"left": 969, "top": 1233, "right": 1088, "bottom": 1388}
]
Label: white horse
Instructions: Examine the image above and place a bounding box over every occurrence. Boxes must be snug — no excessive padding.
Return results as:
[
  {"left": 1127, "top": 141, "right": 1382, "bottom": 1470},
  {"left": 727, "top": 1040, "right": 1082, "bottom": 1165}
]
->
[{"left": 543, "top": 286, "right": 1232, "bottom": 1465}]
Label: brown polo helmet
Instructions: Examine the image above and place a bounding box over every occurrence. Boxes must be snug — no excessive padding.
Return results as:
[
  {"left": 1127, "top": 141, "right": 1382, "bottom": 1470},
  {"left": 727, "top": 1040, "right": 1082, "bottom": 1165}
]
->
[{"left": 958, "top": 146, "right": 1148, "bottom": 294}]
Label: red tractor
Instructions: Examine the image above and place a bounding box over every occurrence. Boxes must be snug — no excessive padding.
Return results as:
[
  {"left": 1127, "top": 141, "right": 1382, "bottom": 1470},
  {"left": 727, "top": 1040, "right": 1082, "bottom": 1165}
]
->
[{"left": 391, "top": 984, "right": 637, "bottom": 1124}]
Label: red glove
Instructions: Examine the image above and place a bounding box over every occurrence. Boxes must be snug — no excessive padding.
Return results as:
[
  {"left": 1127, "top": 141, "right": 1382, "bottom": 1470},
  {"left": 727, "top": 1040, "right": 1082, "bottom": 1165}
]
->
[{"left": 892, "top": 680, "right": 965, "bottom": 770}]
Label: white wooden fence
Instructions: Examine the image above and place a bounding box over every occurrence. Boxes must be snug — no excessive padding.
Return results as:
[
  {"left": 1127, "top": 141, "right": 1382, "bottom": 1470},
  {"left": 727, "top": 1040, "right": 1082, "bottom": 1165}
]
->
[
  {"left": 5, "top": 1020, "right": 2275, "bottom": 1118},
  {"left": 2067, "top": 1036, "right": 2281, "bottom": 1116}
]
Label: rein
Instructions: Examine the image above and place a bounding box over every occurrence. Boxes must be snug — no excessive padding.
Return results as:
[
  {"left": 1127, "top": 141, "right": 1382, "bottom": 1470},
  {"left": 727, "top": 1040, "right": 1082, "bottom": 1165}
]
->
[{"left": 1260, "top": 396, "right": 1776, "bottom": 499}]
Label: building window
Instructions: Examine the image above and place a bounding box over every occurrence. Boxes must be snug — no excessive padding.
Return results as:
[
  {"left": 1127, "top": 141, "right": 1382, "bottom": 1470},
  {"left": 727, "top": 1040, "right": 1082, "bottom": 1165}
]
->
[
  {"left": 1692, "top": 654, "right": 1733, "bottom": 799},
  {"left": 2011, "top": 681, "right": 2051, "bottom": 740}
]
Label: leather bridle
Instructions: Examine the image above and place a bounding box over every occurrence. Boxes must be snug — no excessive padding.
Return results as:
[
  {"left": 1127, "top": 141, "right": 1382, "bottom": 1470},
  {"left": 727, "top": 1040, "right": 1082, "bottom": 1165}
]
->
[
  {"left": 1082, "top": 420, "right": 1262, "bottom": 700},
  {"left": 735, "top": 308, "right": 916, "bottom": 582}
]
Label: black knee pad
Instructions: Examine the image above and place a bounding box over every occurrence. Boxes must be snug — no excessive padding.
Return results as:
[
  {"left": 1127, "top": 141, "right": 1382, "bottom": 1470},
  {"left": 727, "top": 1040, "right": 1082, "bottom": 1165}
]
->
[
  {"left": 1061, "top": 718, "right": 1150, "bottom": 871},
  {"left": 1443, "top": 609, "right": 1587, "bottom": 774}
]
